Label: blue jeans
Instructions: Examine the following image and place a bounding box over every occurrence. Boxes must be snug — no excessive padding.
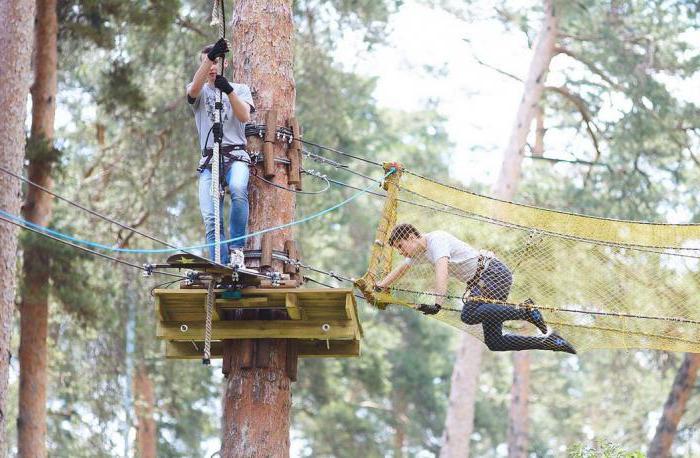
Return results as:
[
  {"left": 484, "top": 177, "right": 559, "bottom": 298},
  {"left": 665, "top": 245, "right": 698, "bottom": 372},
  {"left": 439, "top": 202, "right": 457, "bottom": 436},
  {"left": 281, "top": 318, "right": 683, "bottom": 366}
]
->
[{"left": 198, "top": 161, "right": 249, "bottom": 264}]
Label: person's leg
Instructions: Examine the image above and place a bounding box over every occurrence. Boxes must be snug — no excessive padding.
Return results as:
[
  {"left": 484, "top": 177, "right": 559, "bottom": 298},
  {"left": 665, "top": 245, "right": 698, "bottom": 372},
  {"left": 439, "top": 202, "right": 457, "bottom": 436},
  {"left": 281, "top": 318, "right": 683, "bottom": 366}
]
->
[
  {"left": 462, "top": 259, "right": 548, "bottom": 333},
  {"left": 198, "top": 169, "right": 229, "bottom": 264},
  {"left": 226, "top": 161, "right": 250, "bottom": 259},
  {"left": 481, "top": 319, "right": 572, "bottom": 352}
]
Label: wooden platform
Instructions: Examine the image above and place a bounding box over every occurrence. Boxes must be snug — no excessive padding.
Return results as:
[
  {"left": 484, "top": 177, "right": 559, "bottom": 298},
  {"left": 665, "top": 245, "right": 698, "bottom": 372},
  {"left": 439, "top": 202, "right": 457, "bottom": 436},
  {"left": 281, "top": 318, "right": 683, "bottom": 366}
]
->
[{"left": 154, "top": 287, "right": 362, "bottom": 359}]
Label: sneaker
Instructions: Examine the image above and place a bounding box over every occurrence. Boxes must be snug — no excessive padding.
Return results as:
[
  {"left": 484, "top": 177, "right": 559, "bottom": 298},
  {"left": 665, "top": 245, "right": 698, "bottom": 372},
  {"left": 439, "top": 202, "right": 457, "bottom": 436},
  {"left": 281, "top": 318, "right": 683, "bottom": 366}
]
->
[
  {"left": 228, "top": 248, "right": 245, "bottom": 270},
  {"left": 522, "top": 298, "right": 548, "bottom": 334},
  {"left": 543, "top": 331, "right": 577, "bottom": 354}
]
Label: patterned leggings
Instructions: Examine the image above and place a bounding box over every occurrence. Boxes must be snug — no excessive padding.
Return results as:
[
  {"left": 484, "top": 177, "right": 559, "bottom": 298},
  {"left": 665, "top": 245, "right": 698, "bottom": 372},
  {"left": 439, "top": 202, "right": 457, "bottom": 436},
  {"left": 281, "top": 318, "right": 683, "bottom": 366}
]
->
[{"left": 461, "top": 259, "right": 550, "bottom": 352}]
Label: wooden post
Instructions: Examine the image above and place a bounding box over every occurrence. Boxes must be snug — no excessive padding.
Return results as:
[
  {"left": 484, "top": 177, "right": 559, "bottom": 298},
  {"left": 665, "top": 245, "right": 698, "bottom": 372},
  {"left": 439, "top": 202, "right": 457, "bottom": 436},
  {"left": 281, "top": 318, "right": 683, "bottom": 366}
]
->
[
  {"left": 283, "top": 240, "right": 299, "bottom": 279},
  {"left": 287, "top": 118, "right": 301, "bottom": 186},
  {"left": 226, "top": 1, "right": 297, "bottom": 456},
  {"left": 263, "top": 109, "right": 277, "bottom": 178}
]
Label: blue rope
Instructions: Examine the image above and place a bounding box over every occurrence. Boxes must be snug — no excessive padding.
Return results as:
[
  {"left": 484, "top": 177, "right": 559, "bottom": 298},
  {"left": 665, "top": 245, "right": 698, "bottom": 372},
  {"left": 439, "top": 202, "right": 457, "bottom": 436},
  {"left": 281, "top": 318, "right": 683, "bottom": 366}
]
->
[{"left": 0, "top": 169, "right": 395, "bottom": 255}]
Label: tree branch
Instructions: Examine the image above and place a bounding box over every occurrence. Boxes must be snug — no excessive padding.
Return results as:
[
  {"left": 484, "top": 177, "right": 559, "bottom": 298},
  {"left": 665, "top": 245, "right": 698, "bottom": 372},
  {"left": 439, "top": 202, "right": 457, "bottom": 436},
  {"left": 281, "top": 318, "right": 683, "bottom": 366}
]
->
[
  {"left": 555, "top": 46, "right": 624, "bottom": 91},
  {"left": 545, "top": 85, "right": 603, "bottom": 164},
  {"left": 472, "top": 55, "right": 523, "bottom": 83},
  {"left": 176, "top": 16, "right": 207, "bottom": 37}
]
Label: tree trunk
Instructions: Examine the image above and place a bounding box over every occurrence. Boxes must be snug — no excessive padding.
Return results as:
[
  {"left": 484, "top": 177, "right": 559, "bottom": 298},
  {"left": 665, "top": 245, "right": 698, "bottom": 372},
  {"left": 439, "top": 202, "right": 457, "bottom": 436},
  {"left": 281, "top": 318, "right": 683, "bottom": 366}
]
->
[
  {"left": 502, "top": 2, "right": 557, "bottom": 456},
  {"left": 441, "top": 2, "right": 558, "bottom": 456},
  {"left": 648, "top": 353, "right": 700, "bottom": 458},
  {"left": 17, "top": 1, "right": 58, "bottom": 456},
  {"left": 393, "top": 389, "right": 407, "bottom": 458},
  {"left": 221, "top": 1, "right": 296, "bottom": 457},
  {"left": 494, "top": 0, "right": 558, "bottom": 198},
  {"left": 133, "top": 364, "right": 157, "bottom": 458},
  {"left": 508, "top": 355, "right": 530, "bottom": 458},
  {"left": 0, "top": 1, "right": 37, "bottom": 454},
  {"left": 440, "top": 336, "right": 483, "bottom": 458}
]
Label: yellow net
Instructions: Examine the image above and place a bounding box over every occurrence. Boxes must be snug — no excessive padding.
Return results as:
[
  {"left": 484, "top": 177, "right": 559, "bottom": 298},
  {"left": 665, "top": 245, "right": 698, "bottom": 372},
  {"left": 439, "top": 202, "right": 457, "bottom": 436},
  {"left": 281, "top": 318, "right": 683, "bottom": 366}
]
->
[{"left": 356, "top": 164, "right": 700, "bottom": 353}]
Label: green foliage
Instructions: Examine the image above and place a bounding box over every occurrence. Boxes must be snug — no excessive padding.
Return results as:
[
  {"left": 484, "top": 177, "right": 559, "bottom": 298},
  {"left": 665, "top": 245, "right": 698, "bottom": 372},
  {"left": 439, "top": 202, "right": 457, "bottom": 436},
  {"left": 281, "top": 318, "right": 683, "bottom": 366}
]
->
[
  {"left": 569, "top": 440, "right": 645, "bottom": 458},
  {"left": 24, "top": 135, "right": 62, "bottom": 165}
]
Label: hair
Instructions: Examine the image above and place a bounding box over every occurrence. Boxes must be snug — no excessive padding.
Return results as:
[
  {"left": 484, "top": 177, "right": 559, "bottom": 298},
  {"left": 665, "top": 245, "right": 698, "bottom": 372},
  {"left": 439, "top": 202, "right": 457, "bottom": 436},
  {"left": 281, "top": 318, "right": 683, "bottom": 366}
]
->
[{"left": 388, "top": 223, "right": 421, "bottom": 246}]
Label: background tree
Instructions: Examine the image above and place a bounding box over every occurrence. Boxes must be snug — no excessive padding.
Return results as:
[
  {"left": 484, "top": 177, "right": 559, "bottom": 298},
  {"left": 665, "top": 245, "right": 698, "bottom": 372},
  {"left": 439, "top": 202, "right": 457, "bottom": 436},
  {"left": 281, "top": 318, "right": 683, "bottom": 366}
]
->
[{"left": 0, "top": 1, "right": 36, "bottom": 455}]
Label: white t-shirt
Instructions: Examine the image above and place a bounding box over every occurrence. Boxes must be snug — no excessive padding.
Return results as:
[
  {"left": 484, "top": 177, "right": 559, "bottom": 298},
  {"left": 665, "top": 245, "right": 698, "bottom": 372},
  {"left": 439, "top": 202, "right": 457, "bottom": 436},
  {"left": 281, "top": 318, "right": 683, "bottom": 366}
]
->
[
  {"left": 404, "top": 231, "right": 493, "bottom": 282},
  {"left": 187, "top": 82, "right": 256, "bottom": 165}
]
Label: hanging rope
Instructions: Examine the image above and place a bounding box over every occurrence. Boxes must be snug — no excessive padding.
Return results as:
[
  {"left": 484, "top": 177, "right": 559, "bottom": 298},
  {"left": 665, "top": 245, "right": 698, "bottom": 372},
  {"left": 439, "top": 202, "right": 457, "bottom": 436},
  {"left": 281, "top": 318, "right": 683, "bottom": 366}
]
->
[
  {"left": 211, "top": 0, "right": 227, "bottom": 264},
  {"left": 203, "top": 277, "right": 217, "bottom": 365}
]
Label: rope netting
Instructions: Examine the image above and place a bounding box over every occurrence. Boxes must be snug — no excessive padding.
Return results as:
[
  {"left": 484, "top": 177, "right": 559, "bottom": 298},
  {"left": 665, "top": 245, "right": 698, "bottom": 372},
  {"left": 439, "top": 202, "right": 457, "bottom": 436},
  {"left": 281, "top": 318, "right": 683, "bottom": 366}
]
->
[{"left": 356, "top": 165, "right": 700, "bottom": 353}]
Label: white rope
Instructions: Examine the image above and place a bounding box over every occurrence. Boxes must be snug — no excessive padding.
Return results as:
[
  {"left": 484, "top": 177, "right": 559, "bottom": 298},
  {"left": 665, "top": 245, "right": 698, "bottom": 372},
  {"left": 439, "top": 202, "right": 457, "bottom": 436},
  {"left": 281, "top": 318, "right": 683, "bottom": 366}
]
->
[
  {"left": 211, "top": 0, "right": 225, "bottom": 264},
  {"left": 203, "top": 278, "right": 216, "bottom": 364}
]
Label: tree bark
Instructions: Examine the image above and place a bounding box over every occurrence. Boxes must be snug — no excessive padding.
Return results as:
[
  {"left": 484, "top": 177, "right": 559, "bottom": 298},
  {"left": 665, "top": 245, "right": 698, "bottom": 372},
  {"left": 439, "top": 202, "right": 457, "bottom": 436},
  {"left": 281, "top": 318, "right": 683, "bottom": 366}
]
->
[
  {"left": 0, "top": 1, "right": 37, "bottom": 455},
  {"left": 440, "top": 336, "right": 483, "bottom": 458},
  {"left": 441, "top": 2, "right": 558, "bottom": 457},
  {"left": 508, "top": 354, "right": 530, "bottom": 458},
  {"left": 133, "top": 364, "right": 157, "bottom": 458},
  {"left": 17, "top": 1, "right": 57, "bottom": 456},
  {"left": 494, "top": 0, "right": 558, "bottom": 198},
  {"left": 393, "top": 389, "right": 407, "bottom": 458},
  {"left": 221, "top": 1, "right": 296, "bottom": 457},
  {"left": 648, "top": 353, "right": 700, "bottom": 458},
  {"left": 502, "top": 3, "right": 557, "bottom": 456}
]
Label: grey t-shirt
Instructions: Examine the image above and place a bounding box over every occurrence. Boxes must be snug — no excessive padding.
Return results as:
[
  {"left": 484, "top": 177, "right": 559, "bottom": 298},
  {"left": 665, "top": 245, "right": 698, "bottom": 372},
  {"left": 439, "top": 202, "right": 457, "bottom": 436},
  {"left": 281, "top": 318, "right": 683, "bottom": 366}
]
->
[
  {"left": 404, "top": 230, "right": 494, "bottom": 283},
  {"left": 187, "top": 82, "right": 255, "bottom": 165}
]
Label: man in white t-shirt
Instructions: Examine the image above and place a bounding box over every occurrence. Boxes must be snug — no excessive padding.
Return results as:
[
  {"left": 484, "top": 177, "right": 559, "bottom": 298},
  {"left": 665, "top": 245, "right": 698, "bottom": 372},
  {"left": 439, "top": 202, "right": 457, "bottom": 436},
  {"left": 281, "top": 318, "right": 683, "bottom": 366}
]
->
[
  {"left": 376, "top": 223, "right": 576, "bottom": 354},
  {"left": 186, "top": 38, "right": 255, "bottom": 268}
]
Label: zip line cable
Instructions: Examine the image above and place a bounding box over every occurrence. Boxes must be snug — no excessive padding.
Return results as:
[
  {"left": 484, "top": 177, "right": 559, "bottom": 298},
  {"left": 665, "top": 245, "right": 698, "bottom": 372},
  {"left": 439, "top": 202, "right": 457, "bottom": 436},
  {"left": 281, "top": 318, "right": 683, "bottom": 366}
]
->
[
  {"left": 299, "top": 139, "right": 383, "bottom": 167},
  {"left": 0, "top": 164, "right": 232, "bottom": 269},
  {"left": 0, "top": 169, "right": 395, "bottom": 255},
  {"left": 0, "top": 164, "right": 178, "bottom": 249},
  {"left": 0, "top": 214, "right": 185, "bottom": 279}
]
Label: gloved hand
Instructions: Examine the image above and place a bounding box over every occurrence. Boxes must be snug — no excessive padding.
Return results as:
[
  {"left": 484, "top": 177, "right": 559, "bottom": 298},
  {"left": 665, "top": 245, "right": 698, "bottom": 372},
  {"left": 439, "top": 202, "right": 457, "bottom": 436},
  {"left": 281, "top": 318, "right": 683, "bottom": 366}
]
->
[
  {"left": 212, "top": 122, "right": 223, "bottom": 143},
  {"left": 417, "top": 303, "right": 441, "bottom": 315},
  {"left": 214, "top": 75, "right": 234, "bottom": 95},
  {"left": 207, "top": 38, "right": 229, "bottom": 61}
]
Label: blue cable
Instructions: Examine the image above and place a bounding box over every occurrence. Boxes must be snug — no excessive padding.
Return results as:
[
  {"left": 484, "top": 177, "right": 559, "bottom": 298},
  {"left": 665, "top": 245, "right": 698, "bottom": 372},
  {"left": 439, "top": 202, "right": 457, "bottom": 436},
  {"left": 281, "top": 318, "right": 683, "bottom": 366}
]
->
[{"left": 0, "top": 169, "right": 395, "bottom": 255}]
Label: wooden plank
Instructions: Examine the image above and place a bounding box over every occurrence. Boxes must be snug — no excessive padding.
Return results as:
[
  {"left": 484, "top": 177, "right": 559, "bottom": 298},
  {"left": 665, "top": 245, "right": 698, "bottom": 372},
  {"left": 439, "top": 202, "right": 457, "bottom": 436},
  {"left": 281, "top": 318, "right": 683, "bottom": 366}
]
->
[
  {"left": 285, "top": 293, "right": 302, "bottom": 320},
  {"left": 158, "top": 320, "right": 356, "bottom": 341},
  {"left": 165, "top": 339, "right": 360, "bottom": 359},
  {"left": 216, "top": 297, "right": 272, "bottom": 309},
  {"left": 155, "top": 287, "right": 354, "bottom": 296},
  {"left": 155, "top": 295, "right": 168, "bottom": 321},
  {"left": 298, "top": 340, "right": 360, "bottom": 358},
  {"left": 345, "top": 293, "right": 362, "bottom": 339},
  {"left": 166, "top": 341, "right": 222, "bottom": 359}
]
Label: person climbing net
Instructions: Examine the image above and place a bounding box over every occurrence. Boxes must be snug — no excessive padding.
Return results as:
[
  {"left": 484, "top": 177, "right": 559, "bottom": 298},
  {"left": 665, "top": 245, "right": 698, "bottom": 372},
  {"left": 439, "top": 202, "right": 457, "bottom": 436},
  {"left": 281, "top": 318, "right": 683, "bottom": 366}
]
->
[{"left": 376, "top": 223, "right": 577, "bottom": 354}]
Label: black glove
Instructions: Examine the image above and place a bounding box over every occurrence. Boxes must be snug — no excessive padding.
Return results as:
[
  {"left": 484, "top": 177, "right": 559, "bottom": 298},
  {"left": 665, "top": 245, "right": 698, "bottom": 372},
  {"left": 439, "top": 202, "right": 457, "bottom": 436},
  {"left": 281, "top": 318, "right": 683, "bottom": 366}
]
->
[
  {"left": 207, "top": 38, "right": 229, "bottom": 61},
  {"left": 212, "top": 122, "right": 223, "bottom": 143},
  {"left": 214, "top": 75, "right": 234, "bottom": 95},
  {"left": 417, "top": 303, "right": 441, "bottom": 315}
]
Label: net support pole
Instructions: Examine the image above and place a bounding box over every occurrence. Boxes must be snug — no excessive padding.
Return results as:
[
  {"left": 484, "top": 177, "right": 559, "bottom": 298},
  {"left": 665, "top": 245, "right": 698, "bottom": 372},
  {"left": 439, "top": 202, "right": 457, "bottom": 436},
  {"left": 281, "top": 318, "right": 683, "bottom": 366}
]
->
[{"left": 355, "top": 162, "right": 402, "bottom": 307}]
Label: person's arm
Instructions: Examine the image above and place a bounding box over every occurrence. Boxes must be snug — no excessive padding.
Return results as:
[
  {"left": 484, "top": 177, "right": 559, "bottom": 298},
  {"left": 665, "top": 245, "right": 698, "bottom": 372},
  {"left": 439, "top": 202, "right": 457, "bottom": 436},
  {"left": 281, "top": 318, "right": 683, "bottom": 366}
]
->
[
  {"left": 227, "top": 90, "right": 251, "bottom": 123},
  {"left": 376, "top": 261, "right": 412, "bottom": 290},
  {"left": 187, "top": 39, "right": 229, "bottom": 101},
  {"left": 213, "top": 76, "right": 251, "bottom": 123},
  {"left": 432, "top": 256, "right": 449, "bottom": 306},
  {"left": 187, "top": 57, "right": 211, "bottom": 101}
]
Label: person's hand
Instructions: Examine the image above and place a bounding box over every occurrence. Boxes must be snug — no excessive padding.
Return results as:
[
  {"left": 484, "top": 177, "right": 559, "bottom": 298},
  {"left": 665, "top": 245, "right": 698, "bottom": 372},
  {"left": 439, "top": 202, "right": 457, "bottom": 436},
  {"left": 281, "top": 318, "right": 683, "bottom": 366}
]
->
[
  {"left": 207, "top": 38, "right": 229, "bottom": 61},
  {"left": 214, "top": 75, "right": 234, "bottom": 95},
  {"left": 417, "top": 303, "right": 441, "bottom": 315}
]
